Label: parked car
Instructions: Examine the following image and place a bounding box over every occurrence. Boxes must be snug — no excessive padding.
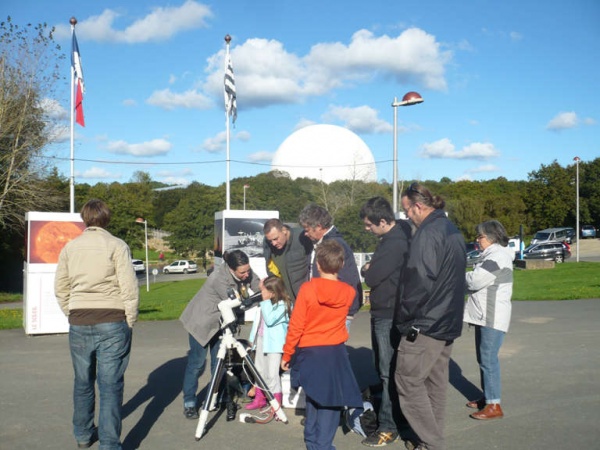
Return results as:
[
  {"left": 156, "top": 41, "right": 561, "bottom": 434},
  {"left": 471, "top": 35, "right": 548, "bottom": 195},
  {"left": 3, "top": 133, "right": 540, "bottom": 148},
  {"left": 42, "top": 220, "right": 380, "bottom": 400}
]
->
[
  {"left": 523, "top": 241, "right": 571, "bottom": 263},
  {"left": 132, "top": 259, "right": 146, "bottom": 274},
  {"left": 508, "top": 236, "right": 522, "bottom": 256},
  {"left": 531, "top": 227, "right": 574, "bottom": 245},
  {"left": 581, "top": 225, "right": 597, "bottom": 239},
  {"left": 163, "top": 260, "right": 198, "bottom": 274},
  {"left": 466, "top": 249, "right": 482, "bottom": 267}
]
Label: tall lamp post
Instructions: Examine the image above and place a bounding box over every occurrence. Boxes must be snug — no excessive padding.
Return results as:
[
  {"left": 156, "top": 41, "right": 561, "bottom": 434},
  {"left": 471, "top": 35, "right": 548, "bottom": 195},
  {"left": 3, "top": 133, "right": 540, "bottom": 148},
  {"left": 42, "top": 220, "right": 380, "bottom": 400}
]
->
[
  {"left": 392, "top": 92, "right": 424, "bottom": 214},
  {"left": 135, "top": 218, "right": 150, "bottom": 292},
  {"left": 243, "top": 184, "right": 249, "bottom": 210},
  {"left": 574, "top": 156, "right": 580, "bottom": 262}
]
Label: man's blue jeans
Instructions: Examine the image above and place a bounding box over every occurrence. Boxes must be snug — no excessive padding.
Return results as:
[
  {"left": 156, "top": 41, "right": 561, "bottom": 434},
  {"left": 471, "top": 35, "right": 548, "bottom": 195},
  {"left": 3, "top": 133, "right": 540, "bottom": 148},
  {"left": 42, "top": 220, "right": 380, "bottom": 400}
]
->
[
  {"left": 475, "top": 325, "right": 505, "bottom": 403},
  {"left": 69, "top": 321, "right": 131, "bottom": 450},
  {"left": 182, "top": 333, "right": 221, "bottom": 408},
  {"left": 371, "top": 317, "right": 400, "bottom": 433}
]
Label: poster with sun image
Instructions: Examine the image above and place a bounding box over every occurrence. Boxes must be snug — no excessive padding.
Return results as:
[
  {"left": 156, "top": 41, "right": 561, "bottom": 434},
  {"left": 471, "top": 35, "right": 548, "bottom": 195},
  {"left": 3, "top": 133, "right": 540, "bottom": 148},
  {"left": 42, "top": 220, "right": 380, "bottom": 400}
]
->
[{"left": 24, "top": 212, "right": 85, "bottom": 335}]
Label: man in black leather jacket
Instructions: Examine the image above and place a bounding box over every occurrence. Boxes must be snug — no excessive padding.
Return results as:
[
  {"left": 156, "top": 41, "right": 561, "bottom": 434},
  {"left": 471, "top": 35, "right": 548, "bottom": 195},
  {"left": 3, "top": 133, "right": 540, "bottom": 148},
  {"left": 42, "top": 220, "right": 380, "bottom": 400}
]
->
[{"left": 394, "top": 183, "right": 466, "bottom": 450}]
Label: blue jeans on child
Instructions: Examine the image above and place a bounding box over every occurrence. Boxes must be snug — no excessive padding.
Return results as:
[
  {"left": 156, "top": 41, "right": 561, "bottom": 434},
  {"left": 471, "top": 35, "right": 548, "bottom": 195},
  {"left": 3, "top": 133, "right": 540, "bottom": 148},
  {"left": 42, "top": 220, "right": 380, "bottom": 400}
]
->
[
  {"left": 475, "top": 325, "right": 505, "bottom": 403},
  {"left": 69, "top": 321, "right": 131, "bottom": 450},
  {"left": 304, "top": 396, "right": 341, "bottom": 450}
]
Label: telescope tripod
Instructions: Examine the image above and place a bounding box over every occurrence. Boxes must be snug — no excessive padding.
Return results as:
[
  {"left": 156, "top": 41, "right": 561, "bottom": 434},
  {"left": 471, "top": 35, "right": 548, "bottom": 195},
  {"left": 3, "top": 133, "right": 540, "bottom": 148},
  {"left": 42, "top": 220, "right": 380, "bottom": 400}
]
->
[{"left": 195, "top": 324, "right": 288, "bottom": 440}]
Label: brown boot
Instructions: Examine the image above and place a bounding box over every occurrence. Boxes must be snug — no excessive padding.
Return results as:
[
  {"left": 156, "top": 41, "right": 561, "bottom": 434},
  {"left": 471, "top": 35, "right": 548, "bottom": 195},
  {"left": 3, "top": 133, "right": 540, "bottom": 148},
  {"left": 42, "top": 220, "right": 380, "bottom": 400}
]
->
[
  {"left": 466, "top": 398, "right": 485, "bottom": 409},
  {"left": 470, "top": 403, "right": 504, "bottom": 420}
]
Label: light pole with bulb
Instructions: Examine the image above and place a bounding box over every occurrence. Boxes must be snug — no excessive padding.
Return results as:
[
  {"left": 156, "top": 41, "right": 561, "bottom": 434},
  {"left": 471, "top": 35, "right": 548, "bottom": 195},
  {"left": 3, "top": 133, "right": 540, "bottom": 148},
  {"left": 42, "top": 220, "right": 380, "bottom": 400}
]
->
[
  {"left": 574, "top": 156, "right": 580, "bottom": 262},
  {"left": 392, "top": 92, "right": 424, "bottom": 215},
  {"left": 136, "top": 218, "right": 150, "bottom": 292}
]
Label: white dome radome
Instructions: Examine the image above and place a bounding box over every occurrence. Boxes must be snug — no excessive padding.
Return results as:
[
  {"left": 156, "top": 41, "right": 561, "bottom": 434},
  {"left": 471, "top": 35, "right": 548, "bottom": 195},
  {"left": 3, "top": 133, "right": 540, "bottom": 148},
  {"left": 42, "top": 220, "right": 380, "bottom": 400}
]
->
[{"left": 271, "top": 124, "right": 377, "bottom": 183}]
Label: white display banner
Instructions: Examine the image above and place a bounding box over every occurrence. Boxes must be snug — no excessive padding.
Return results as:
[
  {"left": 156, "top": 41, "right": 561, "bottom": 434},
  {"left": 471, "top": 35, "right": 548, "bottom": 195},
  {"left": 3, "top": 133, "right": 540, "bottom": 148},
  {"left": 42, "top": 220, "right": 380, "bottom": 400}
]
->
[
  {"left": 214, "top": 209, "right": 279, "bottom": 321},
  {"left": 24, "top": 212, "right": 84, "bottom": 335}
]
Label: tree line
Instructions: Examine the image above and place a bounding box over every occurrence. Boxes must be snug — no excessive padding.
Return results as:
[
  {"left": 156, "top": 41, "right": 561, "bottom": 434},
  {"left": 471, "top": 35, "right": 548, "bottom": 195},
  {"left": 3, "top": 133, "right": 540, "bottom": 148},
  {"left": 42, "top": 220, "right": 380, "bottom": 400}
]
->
[{"left": 2, "top": 158, "right": 599, "bottom": 292}]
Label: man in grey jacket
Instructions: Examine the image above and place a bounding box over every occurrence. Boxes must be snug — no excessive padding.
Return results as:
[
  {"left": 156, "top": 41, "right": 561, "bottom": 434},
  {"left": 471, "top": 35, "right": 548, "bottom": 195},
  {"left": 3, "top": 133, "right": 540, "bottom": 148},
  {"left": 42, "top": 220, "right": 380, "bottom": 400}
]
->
[{"left": 395, "top": 184, "right": 466, "bottom": 450}]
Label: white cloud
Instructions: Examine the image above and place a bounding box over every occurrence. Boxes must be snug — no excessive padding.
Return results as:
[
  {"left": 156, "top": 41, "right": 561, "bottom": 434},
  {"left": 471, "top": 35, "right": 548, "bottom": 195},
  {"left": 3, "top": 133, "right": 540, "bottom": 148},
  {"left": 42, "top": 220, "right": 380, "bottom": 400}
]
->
[
  {"left": 248, "top": 151, "right": 274, "bottom": 162},
  {"left": 54, "top": 1, "right": 212, "bottom": 43},
  {"left": 202, "top": 131, "right": 226, "bottom": 153},
  {"left": 294, "top": 119, "right": 317, "bottom": 131},
  {"left": 107, "top": 138, "right": 172, "bottom": 156},
  {"left": 122, "top": 99, "right": 137, "bottom": 107},
  {"left": 159, "top": 176, "right": 190, "bottom": 185},
  {"left": 466, "top": 164, "right": 500, "bottom": 173},
  {"left": 203, "top": 27, "right": 450, "bottom": 109},
  {"left": 77, "top": 167, "right": 121, "bottom": 179},
  {"left": 235, "top": 130, "right": 251, "bottom": 141},
  {"left": 47, "top": 124, "right": 70, "bottom": 143},
  {"left": 157, "top": 168, "right": 193, "bottom": 177},
  {"left": 510, "top": 31, "right": 523, "bottom": 42},
  {"left": 546, "top": 111, "right": 578, "bottom": 130},
  {"left": 583, "top": 117, "right": 596, "bottom": 125},
  {"left": 323, "top": 105, "right": 392, "bottom": 134},
  {"left": 146, "top": 88, "right": 212, "bottom": 110},
  {"left": 201, "top": 130, "right": 250, "bottom": 152},
  {"left": 40, "top": 98, "right": 68, "bottom": 120},
  {"left": 420, "top": 138, "right": 499, "bottom": 160}
]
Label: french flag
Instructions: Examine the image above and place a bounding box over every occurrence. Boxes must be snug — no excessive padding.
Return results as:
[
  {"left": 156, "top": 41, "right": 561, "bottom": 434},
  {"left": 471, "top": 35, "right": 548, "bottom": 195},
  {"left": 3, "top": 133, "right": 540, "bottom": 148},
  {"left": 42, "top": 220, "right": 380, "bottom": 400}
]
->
[{"left": 72, "top": 30, "right": 85, "bottom": 127}]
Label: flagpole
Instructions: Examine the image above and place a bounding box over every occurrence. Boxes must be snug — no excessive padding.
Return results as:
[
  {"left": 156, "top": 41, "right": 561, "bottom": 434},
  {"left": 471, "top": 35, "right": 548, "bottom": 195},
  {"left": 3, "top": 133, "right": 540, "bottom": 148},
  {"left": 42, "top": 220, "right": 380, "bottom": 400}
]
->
[
  {"left": 224, "top": 34, "right": 231, "bottom": 211},
  {"left": 69, "top": 17, "right": 77, "bottom": 213}
]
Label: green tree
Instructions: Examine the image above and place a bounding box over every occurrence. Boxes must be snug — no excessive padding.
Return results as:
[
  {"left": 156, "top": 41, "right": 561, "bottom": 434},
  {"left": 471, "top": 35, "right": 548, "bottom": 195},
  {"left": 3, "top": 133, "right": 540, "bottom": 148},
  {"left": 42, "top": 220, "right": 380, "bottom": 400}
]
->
[
  {"left": 162, "top": 182, "right": 222, "bottom": 256},
  {"left": 0, "top": 17, "right": 66, "bottom": 229},
  {"left": 526, "top": 161, "right": 574, "bottom": 230}
]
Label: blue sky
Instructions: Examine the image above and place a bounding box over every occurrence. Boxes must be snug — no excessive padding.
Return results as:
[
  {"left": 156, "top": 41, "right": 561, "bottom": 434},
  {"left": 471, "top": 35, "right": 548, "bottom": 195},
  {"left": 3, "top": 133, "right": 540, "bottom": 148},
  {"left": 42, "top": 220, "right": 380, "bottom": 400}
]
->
[{"left": 6, "top": 0, "right": 600, "bottom": 186}]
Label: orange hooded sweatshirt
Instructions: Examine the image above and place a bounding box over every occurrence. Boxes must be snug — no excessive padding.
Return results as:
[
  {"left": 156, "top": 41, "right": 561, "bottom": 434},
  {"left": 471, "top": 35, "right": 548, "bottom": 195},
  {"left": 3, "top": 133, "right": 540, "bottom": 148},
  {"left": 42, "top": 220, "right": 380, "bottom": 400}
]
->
[{"left": 282, "top": 277, "right": 354, "bottom": 364}]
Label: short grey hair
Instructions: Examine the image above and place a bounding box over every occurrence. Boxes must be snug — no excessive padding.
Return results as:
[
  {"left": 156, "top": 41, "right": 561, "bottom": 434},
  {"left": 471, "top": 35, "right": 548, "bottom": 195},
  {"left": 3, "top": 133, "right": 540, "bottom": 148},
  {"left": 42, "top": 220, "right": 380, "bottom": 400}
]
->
[
  {"left": 298, "top": 204, "right": 333, "bottom": 229},
  {"left": 475, "top": 220, "right": 509, "bottom": 247}
]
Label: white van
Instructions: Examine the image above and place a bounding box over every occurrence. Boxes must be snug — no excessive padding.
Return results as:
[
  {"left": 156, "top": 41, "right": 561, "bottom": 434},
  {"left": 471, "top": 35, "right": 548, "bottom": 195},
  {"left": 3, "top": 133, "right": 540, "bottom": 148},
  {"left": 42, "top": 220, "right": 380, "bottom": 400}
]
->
[{"left": 530, "top": 227, "right": 574, "bottom": 245}]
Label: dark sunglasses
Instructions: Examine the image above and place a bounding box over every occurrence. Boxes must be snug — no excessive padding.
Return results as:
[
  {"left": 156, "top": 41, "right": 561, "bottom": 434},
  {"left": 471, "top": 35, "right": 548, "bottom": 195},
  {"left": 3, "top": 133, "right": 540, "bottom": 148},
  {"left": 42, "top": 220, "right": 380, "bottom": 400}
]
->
[{"left": 406, "top": 182, "right": 420, "bottom": 195}]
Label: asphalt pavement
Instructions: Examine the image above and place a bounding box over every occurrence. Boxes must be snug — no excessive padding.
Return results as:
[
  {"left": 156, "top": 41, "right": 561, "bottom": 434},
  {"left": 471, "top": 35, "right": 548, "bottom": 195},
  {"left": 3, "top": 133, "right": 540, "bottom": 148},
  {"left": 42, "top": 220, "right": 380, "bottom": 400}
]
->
[{"left": 1, "top": 299, "right": 599, "bottom": 450}]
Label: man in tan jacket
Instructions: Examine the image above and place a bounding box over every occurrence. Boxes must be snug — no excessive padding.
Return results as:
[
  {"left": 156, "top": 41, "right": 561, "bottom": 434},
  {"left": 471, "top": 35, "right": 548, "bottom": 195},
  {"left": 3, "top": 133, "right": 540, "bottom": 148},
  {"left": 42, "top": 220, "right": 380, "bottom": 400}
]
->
[{"left": 55, "top": 199, "right": 139, "bottom": 450}]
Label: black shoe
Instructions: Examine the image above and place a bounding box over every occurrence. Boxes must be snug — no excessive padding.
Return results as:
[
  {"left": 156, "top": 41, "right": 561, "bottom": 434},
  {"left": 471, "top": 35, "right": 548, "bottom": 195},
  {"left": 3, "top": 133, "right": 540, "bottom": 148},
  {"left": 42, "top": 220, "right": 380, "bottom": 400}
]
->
[
  {"left": 184, "top": 406, "right": 199, "bottom": 420},
  {"left": 362, "top": 431, "right": 399, "bottom": 447},
  {"left": 77, "top": 428, "right": 98, "bottom": 448},
  {"left": 226, "top": 402, "right": 239, "bottom": 421}
]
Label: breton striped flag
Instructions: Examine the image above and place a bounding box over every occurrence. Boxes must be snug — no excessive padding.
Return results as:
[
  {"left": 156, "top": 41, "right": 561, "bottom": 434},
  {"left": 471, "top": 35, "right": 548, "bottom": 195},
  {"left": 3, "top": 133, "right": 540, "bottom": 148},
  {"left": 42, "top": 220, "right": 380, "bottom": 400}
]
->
[
  {"left": 224, "top": 52, "right": 237, "bottom": 123},
  {"left": 72, "top": 30, "right": 85, "bottom": 127}
]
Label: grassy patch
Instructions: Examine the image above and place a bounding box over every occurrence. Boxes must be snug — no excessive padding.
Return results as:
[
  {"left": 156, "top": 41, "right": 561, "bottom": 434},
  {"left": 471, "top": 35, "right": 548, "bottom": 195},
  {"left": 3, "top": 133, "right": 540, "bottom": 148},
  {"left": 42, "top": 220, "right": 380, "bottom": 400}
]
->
[
  {"left": 0, "top": 292, "right": 22, "bottom": 303},
  {"left": 0, "top": 309, "right": 22, "bottom": 330},
  {"left": 513, "top": 261, "right": 600, "bottom": 300},
  {"left": 138, "top": 278, "right": 205, "bottom": 321}
]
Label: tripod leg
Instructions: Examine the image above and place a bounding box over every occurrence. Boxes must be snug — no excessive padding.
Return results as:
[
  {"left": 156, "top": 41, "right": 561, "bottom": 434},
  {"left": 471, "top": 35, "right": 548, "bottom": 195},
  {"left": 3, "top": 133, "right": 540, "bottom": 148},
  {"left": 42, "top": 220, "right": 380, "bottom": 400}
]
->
[
  {"left": 195, "top": 356, "right": 226, "bottom": 440},
  {"left": 232, "top": 341, "right": 288, "bottom": 424}
]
